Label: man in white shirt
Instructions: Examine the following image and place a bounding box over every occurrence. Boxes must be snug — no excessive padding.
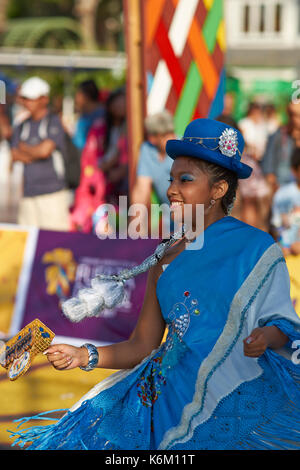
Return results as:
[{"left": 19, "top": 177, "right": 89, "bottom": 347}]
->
[
  {"left": 11, "top": 77, "right": 70, "bottom": 231},
  {"left": 130, "top": 111, "right": 175, "bottom": 236}
]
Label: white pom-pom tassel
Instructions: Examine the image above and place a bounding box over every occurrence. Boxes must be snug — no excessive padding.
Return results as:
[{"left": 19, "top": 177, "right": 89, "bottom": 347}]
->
[
  {"left": 78, "top": 288, "right": 105, "bottom": 317},
  {"left": 60, "top": 226, "right": 186, "bottom": 323},
  {"left": 91, "top": 278, "right": 125, "bottom": 309}
]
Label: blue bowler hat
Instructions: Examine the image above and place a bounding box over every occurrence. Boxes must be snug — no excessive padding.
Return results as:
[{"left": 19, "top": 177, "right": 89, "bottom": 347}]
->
[{"left": 166, "top": 118, "right": 252, "bottom": 179}]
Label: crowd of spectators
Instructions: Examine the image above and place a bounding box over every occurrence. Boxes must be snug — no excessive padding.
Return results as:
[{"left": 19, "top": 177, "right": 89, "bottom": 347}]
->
[
  {"left": 0, "top": 76, "right": 128, "bottom": 234},
  {"left": 219, "top": 93, "right": 300, "bottom": 255}
]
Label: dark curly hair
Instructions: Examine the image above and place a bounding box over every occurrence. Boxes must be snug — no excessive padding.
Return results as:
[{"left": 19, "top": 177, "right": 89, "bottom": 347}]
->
[{"left": 191, "top": 158, "right": 238, "bottom": 215}]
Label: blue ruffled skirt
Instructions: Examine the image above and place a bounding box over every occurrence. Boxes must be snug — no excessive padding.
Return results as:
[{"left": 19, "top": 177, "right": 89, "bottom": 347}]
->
[{"left": 8, "top": 345, "right": 300, "bottom": 450}]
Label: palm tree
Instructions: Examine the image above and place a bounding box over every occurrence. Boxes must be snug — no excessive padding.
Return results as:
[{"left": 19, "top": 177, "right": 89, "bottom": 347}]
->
[
  {"left": 74, "top": 0, "right": 99, "bottom": 50},
  {"left": 0, "top": 0, "right": 9, "bottom": 34}
]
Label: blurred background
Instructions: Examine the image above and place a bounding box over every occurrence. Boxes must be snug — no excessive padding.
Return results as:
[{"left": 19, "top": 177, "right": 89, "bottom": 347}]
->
[{"left": 0, "top": 0, "right": 299, "bottom": 231}]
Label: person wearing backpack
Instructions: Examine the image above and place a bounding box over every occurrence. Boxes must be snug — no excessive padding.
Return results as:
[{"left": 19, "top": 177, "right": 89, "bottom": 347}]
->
[{"left": 10, "top": 77, "right": 71, "bottom": 231}]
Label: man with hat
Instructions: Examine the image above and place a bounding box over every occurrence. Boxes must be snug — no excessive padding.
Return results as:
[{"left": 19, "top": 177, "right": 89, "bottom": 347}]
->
[{"left": 10, "top": 76, "right": 70, "bottom": 231}]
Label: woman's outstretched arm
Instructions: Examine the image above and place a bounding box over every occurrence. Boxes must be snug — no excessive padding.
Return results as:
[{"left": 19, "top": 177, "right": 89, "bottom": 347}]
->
[{"left": 44, "top": 264, "right": 166, "bottom": 371}]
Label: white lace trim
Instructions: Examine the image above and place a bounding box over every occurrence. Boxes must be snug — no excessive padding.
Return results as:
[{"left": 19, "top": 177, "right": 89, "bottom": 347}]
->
[{"left": 158, "top": 242, "right": 284, "bottom": 449}]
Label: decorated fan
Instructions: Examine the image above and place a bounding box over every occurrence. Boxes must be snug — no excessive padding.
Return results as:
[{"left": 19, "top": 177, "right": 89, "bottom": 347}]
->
[{"left": 0, "top": 319, "right": 55, "bottom": 381}]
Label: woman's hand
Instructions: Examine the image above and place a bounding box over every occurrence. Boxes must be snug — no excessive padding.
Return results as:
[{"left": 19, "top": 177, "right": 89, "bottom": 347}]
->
[
  {"left": 243, "top": 326, "right": 289, "bottom": 357},
  {"left": 43, "top": 344, "right": 89, "bottom": 371},
  {"left": 243, "top": 328, "right": 268, "bottom": 357}
]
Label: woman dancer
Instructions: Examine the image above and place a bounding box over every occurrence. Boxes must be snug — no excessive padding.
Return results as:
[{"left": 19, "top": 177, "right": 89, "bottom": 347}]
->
[{"left": 10, "top": 118, "right": 300, "bottom": 450}]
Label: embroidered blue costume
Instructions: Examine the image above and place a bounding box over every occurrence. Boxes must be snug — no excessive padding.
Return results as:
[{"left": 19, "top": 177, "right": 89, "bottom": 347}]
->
[
  {"left": 9, "top": 216, "right": 300, "bottom": 450},
  {"left": 9, "top": 119, "right": 300, "bottom": 449}
]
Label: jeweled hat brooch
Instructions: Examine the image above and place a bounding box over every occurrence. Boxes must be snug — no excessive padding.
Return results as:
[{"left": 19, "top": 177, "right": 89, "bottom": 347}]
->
[{"left": 218, "top": 128, "right": 239, "bottom": 158}]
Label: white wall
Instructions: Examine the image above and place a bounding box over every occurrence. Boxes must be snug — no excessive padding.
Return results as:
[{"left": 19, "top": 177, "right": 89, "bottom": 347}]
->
[{"left": 225, "top": 0, "right": 300, "bottom": 49}]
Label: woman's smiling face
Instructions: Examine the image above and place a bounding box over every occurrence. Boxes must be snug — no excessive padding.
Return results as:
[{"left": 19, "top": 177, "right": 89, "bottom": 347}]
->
[
  {"left": 167, "top": 156, "right": 211, "bottom": 206},
  {"left": 166, "top": 156, "right": 229, "bottom": 230}
]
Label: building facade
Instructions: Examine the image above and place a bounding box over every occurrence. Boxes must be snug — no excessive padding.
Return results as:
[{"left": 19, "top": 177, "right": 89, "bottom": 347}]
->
[{"left": 224, "top": 0, "right": 300, "bottom": 112}]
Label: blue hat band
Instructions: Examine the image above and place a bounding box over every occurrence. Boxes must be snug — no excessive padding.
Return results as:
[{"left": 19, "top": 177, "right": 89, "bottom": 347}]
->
[{"left": 182, "top": 130, "right": 242, "bottom": 161}]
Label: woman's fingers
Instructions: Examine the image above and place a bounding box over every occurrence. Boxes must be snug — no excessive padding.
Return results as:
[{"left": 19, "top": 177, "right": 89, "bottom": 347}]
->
[
  {"left": 43, "top": 344, "right": 79, "bottom": 370},
  {"left": 47, "top": 352, "right": 73, "bottom": 369},
  {"left": 243, "top": 333, "right": 267, "bottom": 357},
  {"left": 47, "top": 352, "right": 63, "bottom": 362},
  {"left": 43, "top": 345, "right": 62, "bottom": 355},
  {"left": 244, "top": 333, "right": 264, "bottom": 345},
  {"left": 46, "top": 352, "right": 65, "bottom": 363},
  {"left": 53, "top": 356, "right": 73, "bottom": 370}
]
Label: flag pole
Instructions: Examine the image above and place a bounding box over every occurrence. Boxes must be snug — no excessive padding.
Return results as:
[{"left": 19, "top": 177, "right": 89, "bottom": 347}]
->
[{"left": 123, "top": 0, "right": 145, "bottom": 200}]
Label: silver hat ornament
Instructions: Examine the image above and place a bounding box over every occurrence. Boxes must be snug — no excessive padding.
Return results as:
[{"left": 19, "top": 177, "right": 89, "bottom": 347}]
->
[
  {"left": 61, "top": 225, "right": 186, "bottom": 323},
  {"left": 218, "top": 128, "right": 239, "bottom": 158}
]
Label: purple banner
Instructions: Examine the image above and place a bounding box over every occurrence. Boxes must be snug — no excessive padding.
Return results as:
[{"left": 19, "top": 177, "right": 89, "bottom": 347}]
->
[{"left": 21, "top": 230, "right": 159, "bottom": 344}]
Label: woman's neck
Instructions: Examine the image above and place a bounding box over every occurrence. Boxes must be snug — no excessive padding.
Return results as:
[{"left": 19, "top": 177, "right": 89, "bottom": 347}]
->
[
  {"left": 203, "top": 209, "right": 226, "bottom": 231},
  {"left": 185, "top": 209, "right": 226, "bottom": 241}
]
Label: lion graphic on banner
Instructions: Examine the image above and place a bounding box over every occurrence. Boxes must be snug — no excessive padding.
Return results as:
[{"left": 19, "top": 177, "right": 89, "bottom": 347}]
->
[{"left": 42, "top": 248, "right": 77, "bottom": 301}]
